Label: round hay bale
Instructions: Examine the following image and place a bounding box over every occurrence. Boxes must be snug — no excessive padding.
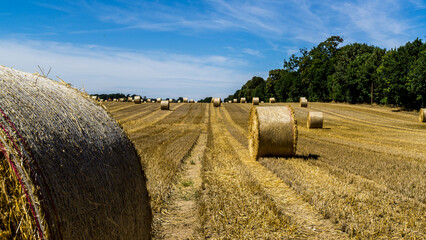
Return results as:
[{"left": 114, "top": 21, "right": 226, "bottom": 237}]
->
[
  {"left": 157, "top": 98, "right": 161, "bottom": 102},
  {"left": 189, "top": 99, "right": 195, "bottom": 103},
  {"left": 248, "top": 106, "right": 297, "bottom": 160},
  {"left": 147, "top": 98, "right": 151, "bottom": 103},
  {"left": 119, "top": 98, "right": 125, "bottom": 102},
  {"left": 134, "top": 96, "right": 141, "bottom": 104},
  {"left": 269, "top": 97, "right": 275, "bottom": 103},
  {"left": 183, "top": 98, "right": 188, "bottom": 103},
  {"left": 160, "top": 100, "right": 170, "bottom": 110},
  {"left": 127, "top": 97, "right": 133, "bottom": 102},
  {"left": 252, "top": 97, "right": 259, "bottom": 105},
  {"left": 178, "top": 100, "right": 181, "bottom": 103},
  {"left": 240, "top": 97, "right": 246, "bottom": 103},
  {"left": 307, "top": 111, "right": 324, "bottom": 129},
  {"left": 261, "top": 101, "right": 264, "bottom": 103},
  {"left": 0, "top": 66, "right": 151, "bottom": 239},
  {"left": 113, "top": 98, "right": 117, "bottom": 102},
  {"left": 233, "top": 99, "right": 237, "bottom": 103},
  {"left": 228, "top": 100, "right": 231, "bottom": 103},
  {"left": 419, "top": 108, "right": 426, "bottom": 122},
  {"left": 213, "top": 98, "right": 221, "bottom": 107},
  {"left": 300, "top": 97, "right": 308, "bottom": 107},
  {"left": 91, "top": 95, "right": 98, "bottom": 101}
]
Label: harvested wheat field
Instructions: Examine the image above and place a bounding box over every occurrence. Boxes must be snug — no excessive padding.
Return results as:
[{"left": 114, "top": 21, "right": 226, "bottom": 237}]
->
[{"left": 103, "top": 101, "right": 426, "bottom": 239}]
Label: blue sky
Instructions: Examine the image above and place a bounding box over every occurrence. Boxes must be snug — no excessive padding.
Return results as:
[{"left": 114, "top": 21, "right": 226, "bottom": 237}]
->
[{"left": 0, "top": 0, "right": 425, "bottom": 100}]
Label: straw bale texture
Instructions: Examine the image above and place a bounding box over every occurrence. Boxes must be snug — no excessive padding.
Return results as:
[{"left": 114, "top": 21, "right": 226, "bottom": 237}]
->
[
  {"left": 420, "top": 109, "right": 425, "bottom": 122},
  {"left": 189, "top": 99, "right": 195, "bottom": 103},
  {"left": 248, "top": 106, "right": 298, "bottom": 160},
  {"left": 240, "top": 98, "right": 246, "bottom": 103},
  {"left": 0, "top": 66, "right": 151, "bottom": 240},
  {"left": 183, "top": 98, "right": 188, "bottom": 103},
  {"left": 134, "top": 96, "right": 142, "bottom": 104},
  {"left": 307, "top": 111, "right": 324, "bottom": 129},
  {"left": 252, "top": 97, "right": 259, "bottom": 105},
  {"left": 160, "top": 100, "right": 170, "bottom": 110},
  {"left": 300, "top": 97, "right": 308, "bottom": 107},
  {"left": 269, "top": 98, "right": 275, "bottom": 103},
  {"left": 213, "top": 98, "right": 221, "bottom": 107},
  {"left": 233, "top": 99, "right": 237, "bottom": 103}
]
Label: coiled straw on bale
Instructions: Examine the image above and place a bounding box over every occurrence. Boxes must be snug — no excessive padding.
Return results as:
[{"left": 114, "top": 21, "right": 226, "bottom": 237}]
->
[
  {"left": 300, "top": 97, "right": 308, "bottom": 107},
  {"left": 269, "top": 97, "right": 275, "bottom": 103},
  {"left": 307, "top": 111, "right": 324, "bottom": 129},
  {"left": 252, "top": 97, "right": 259, "bottom": 105},
  {"left": 183, "top": 98, "right": 188, "bottom": 103},
  {"left": 0, "top": 66, "right": 151, "bottom": 240},
  {"left": 213, "top": 98, "right": 221, "bottom": 107},
  {"left": 248, "top": 106, "right": 298, "bottom": 160},
  {"left": 134, "top": 96, "right": 141, "bottom": 104},
  {"left": 160, "top": 100, "right": 170, "bottom": 110},
  {"left": 240, "top": 97, "right": 246, "bottom": 103},
  {"left": 420, "top": 109, "right": 426, "bottom": 122}
]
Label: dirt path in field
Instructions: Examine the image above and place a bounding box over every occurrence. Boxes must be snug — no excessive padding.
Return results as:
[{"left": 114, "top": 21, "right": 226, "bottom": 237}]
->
[{"left": 159, "top": 108, "right": 208, "bottom": 239}]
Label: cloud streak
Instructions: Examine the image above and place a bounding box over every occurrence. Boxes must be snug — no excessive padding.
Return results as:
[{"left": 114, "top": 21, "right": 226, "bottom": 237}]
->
[{"left": 0, "top": 39, "right": 251, "bottom": 99}]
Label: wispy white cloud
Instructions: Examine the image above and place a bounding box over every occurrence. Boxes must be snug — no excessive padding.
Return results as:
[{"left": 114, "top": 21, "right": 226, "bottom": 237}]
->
[{"left": 0, "top": 39, "right": 251, "bottom": 99}]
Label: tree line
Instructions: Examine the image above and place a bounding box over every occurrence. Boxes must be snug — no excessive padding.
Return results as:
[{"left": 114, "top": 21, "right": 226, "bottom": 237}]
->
[{"left": 225, "top": 36, "right": 425, "bottom": 109}]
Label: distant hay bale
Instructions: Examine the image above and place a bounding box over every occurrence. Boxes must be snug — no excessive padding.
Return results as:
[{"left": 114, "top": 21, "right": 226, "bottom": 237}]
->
[
  {"left": 0, "top": 66, "right": 151, "bottom": 239},
  {"left": 420, "top": 109, "right": 426, "bottom": 122},
  {"left": 147, "top": 98, "right": 151, "bottom": 103},
  {"left": 134, "top": 96, "right": 142, "bottom": 104},
  {"left": 127, "top": 97, "right": 133, "bottom": 102},
  {"left": 300, "top": 97, "right": 308, "bottom": 107},
  {"left": 189, "top": 99, "right": 195, "bottom": 103},
  {"left": 157, "top": 98, "right": 161, "bottom": 102},
  {"left": 213, "top": 97, "right": 221, "bottom": 107},
  {"left": 113, "top": 98, "right": 117, "bottom": 102},
  {"left": 307, "top": 111, "right": 324, "bottom": 129},
  {"left": 228, "top": 100, "right": 231, "bottom": 103},
  {"left": 240, "top": 97, "right": 246, "bottom": 103},
  {"left": 252, "top": 97, "right": 259, "bottom": 105},
  {"left": 119, "top": 98, "right": 125, "bottom": 102},
  {"left": 91, "top": 95, "right": 98, "bottom": 101},
  {"left": 248, "top": 106, "right": 298, "bottom": 160},
  {"left": 178, "top": 100, "right": 181, "bottom": 103},
  {"left": 233, "top": 99, "right": 237, "bottom": 103},
  {"left": 183, "top": 98, "right": 188, "bottom": 103},
  {"left": 160, "top": 100, "right": 170, "bottom": 110},
  {"left": 143, "top": 101, "right": 146, "bottom": 103},
  {"left": 261, "top": 101, "right": 264, "bottom": 103},
  {"left": 269, "top": 97, "right": 275, "bottom": 103}
]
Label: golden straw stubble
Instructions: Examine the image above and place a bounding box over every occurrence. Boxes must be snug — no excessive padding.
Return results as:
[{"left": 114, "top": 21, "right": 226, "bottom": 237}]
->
[
  {"left": 252, "top": 97, "right": 259, "bottom": 105},
  {"left": 249, "top": 106, "right": 298, "bottom": 161},
  {"left": 419, "top": 108, "right": 425, "bottom": 122},
  {"left": 307, "top": 111, "right": 323, "bottom": 128},
  {"left": 160, "top": 100, "right": 170, "bottom": 110},
  {"left": 213, "top": 97, "right": 221, "bottom": 107}
]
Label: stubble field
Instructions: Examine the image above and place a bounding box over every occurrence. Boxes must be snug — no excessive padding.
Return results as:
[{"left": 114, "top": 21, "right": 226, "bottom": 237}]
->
[{"left": 105, "top": 101, "right": 426, "bottom": 239}]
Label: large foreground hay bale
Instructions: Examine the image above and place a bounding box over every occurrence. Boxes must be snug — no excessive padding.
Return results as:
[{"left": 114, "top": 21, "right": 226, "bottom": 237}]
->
[
  {"left": 248, "top": 106, "right": 297, "bottom": 160},
  {"left": 183, "top": 98, "right": 188, "bottom": 103},
  {"left": 252, "top": 97, "right": 259, "bottom": 105},
  {"left": 269, "top": 97, "right": 275, "bottom": 103},
  {"left": 0, "top": 66, "right": 151, "bottom": 239},
  {"left": 300, "top": 97, "right": 308, "bottom": 107},
  {"left": 160, "top": 100, "right": 170, "bottom": 110},
  {"left": 307, "top": 111, "right": 324, "bottom": 129},
  {"left": 420, "top": 109, "right": 426, "bottom": 122},
  {"left": 134, "top": 96, "right": 142, "bottom": 104},
  {"left": 213, "top": 98, "right": 221, "bottom": 107},
  {"left": 240, "top": 97, "right": 246, "bottom": 103}
]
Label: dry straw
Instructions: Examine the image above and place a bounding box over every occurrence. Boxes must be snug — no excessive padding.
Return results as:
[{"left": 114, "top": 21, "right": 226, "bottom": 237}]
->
[
  {"left": 420, "top": 109, "right": 426, "bottom": 122},
  {"left": 0, "top": 66, "right": 151, "bottom": 240},
  {"left": 147, "top": 98, "right": 151, "bottom": 103},
  {"left": 233, "top": 99, "right": 237, "bottom": 103},
  {"left": 261, "top": 101, "right": 264, "bottom": 103},
  {"left": 252, "top": 97, "right": 260, "bottom": 105},
  {"left": 228, "top": 100, "right": 231, "bottom": 103},
  {"left": 189, "top": 99, "right": 195, "bottom": 103},
  {"left": 91, "top": 95, "right": 98, "bottom": 101},
  {"left": 134, "top": 96, "right": 142, "bottom": 104},
  {"left": 240, "top": 97, "right": 246, "bottom": 103},
  {"left": 157, "top": 98, "right": 161, "bottom": 103},
  {"left": 307, "top": 111, "right": 324, "bottom": 129},
  {"left": 300, "top": 97, "right": 308, "bottom": 107},
  {"left": 269, "top": 97, "right": 276, "bottom": 103},
  {"left": 213, "top": 97, "right": 221, "bottom": 107},
  {"left": 183, "top": 97, "right": 188, "bottom": 103},
  {"left": 248, "top": 106, "right": 298, "bottom": 160},
  {"left": 127, "top": 96, "right": 133, "bottom": 102},
  {"left": 160, "top": 100, "right": 170, "bottom": 110}
]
